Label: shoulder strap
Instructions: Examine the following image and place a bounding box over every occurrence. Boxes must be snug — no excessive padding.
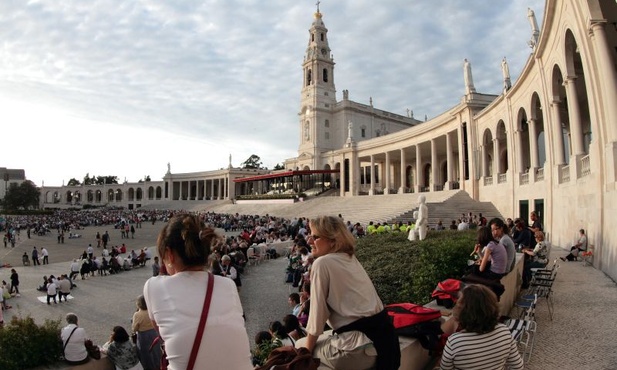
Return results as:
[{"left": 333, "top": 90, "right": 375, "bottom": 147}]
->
[
  {"left": 186, "top": 271, "right": 214, "bottom": 370},
  {"left": 63, "top": 327, "right": 78, "bottom": 354}
]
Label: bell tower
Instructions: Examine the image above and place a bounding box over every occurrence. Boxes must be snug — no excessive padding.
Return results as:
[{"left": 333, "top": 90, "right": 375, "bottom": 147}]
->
[{"left": 298, "top": 2, "right": 337, "bottom": 169}]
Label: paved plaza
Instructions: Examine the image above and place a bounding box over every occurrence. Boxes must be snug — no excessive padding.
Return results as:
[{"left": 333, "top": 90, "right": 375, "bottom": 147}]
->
[{"left": 1, "top": 223, "right": 616, "bottom": 369}]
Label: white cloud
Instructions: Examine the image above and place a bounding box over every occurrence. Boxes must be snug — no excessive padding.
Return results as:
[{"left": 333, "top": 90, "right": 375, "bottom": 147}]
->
[{"left": 0, "top": 0, "right": 545, "bottom": 186}]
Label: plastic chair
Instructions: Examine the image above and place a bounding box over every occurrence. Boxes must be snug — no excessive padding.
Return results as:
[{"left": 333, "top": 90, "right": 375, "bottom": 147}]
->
[
  {"left": 246, "top": 247, "right": 259, "bottom": 266},
  {"left": 581, "top": 244, "right": 594, "bottom": 266}
]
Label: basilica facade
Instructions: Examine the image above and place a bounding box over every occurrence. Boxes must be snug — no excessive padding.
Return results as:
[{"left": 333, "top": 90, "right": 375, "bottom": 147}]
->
[{"left": 284, "top": 0, "right": 617, "bottom": 280}]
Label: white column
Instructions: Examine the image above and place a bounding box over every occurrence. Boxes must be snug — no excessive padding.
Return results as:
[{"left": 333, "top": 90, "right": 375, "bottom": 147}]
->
[
  {"left": 564, "top": 77, "right": 585, "bottom": 156},
  {"left": 339, "top": 156, "right": 346, "bottom": 196},
  {"left": 480, "top": 145, "right": 487, "bottom": 177},
  {"left": 457, "top": 127, "right": 465, "bottom": 183},
  {"left": 493, "top": 138, "right": 500, "bottom": 175},
  {"left": 550, "top": 100, "right": 566, "bottom": 165},
  {"left": 224, "top": 176, "right": 228, "bottom": 199},
  {"left": 369, "top": 155, "right": 375, "bottom": 196},
  {"left": 415, "top": 144, "right": 422, "bottom": 192},
  {"left": 384, "top": 151, "right": 391, "bottom": 194},
  {"left": 431, "top": 139, "right": 438, "bottom": 191},
  {"left": 399, "top": 148, "right": 406, "bottom": 194},
  {"left": 589, "top": 20, "right": 617, "bottom": 141},
  {"left": 528, "top": 119, "right": 539, "bottom": 169},
  {"left": 516, "top": 130, "right": 525, "bottom": 172},
  {"left": 446, "top": 132, "right": 454, "bottom": 184},
  {"left": 210, "top": 180, "right": 215, "bottom": 199}
]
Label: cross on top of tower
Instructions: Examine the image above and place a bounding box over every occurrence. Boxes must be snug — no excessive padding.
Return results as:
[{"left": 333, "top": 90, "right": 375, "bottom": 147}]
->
[{"left": 314, "top": 0, "right": 322, "bottom": 18}]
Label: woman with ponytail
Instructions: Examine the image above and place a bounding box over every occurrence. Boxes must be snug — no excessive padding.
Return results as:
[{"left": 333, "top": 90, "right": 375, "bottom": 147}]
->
[{"left": 143, "top": 214, "right": 252, "bottom": 370}]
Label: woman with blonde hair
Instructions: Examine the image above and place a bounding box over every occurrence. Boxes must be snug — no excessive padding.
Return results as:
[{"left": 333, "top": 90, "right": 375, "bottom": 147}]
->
[
  {"left": 143, "top": 214, "right": 252, "bottom": 369},
  {"left": 439, "top": 284, "right": 523, "bottom": 370},
  {"left": 296, "top": 215, "right": 400, "bottom": 370}
]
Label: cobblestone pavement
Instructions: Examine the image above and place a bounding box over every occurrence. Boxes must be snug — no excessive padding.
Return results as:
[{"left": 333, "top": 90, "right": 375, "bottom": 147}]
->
[
  {"left": 3, "top": 225, "right": 616, "bottom": 369},
  {"left": 523, "top": 247, "right": 617, "bottom": 370}
]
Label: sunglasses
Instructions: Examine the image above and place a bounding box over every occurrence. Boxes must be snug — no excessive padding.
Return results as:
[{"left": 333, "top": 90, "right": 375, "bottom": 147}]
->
[{"left": 311, "top": 235, "right": 321, "bottom": 240}]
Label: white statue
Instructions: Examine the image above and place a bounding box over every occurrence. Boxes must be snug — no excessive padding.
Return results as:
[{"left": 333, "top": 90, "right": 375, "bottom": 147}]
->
[
  {"left": 416, "top": 195, "right": 428, "bottom": 240},
  {"left": 463, "top": 59, "right": 476, "bottom": 94},
  {"left": 527, "top": 8, "right": 540, "bottom": 48},
  {"left": 502, "top": 57, "right": 511, "bottom": 90},
  {"left": 167, "top": 162, "right": 171, "bottom": 173},
  {"left": 347, "top": 120, "right": 353, "bottom": 142},
  {"left": 408, "top": 210, "right": 419, "bottom": 241}
]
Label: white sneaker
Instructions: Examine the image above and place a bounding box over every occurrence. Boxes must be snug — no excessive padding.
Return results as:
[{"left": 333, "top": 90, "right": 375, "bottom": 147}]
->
[{"left": 15, "top": 294, "right": 21, "bottom": 297}]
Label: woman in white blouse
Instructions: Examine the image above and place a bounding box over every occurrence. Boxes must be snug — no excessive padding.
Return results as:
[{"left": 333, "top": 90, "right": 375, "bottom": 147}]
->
[{"left": 296, "top": 215, "right": 400, "bottom": 370}]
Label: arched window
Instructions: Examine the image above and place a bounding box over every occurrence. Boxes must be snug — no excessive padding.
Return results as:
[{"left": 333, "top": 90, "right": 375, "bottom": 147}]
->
[
  {"left": 307, "top": 69, "right": 312, "bottom": 86},
  {"left": 323, "top": 68, "right": 328, "bottom": 82},
  {"left": 325, "top": 119, "right": 330, "bottom": 128},
  {"left": 320, "top": 33, "right": 324, "bottom": 41}
]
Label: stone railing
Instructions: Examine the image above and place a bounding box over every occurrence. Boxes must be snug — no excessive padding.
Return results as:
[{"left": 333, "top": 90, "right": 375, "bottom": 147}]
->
[
  {"left": 498, "top": 173, "right": 507, "bottom": 184},
  {"left": 535, "top": 167, "right": 544, "bottom": 181},
  {"left": 483, "top": 176, "right": 493, "bottom": 186},
  {"left": 560, "top": 165, "right": 570, "bottom": 183},
  {"left": 580, "top": 154, "right": 591, "bottom": 177},
  {"left": 520, "top": 172, "right": 529, "bottom": 185}
]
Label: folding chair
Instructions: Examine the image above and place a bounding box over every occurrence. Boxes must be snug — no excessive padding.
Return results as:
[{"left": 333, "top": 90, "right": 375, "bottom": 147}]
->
[
  {"left": 507, "top": 294, "right": 538, "bottom": 364},
  {"left": 520, "top": 264, "right": 560, "bottom": 320}
]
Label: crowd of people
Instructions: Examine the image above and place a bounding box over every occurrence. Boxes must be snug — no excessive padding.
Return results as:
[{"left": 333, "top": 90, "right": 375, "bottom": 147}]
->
[{"left": 0, "top": 206, "right": 579, "bottom": 369}]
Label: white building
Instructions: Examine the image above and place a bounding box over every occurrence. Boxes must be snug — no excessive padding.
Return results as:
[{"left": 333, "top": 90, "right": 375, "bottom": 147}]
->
[
  {"left": 0, "top": 167, "right": 26, "bottom": 200},
  {"left": 284, "top": 0, "right": 617, "bottom": 280}
]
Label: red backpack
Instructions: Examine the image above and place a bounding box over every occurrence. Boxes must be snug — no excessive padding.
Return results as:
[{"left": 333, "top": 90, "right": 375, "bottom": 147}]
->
[
  {"left": 385, "top": 303, "right": 442, "bottom": 328},
  {"left": 385, "top": 303, "right": 443, "bottom": 352},
  {"left": 431, "top": 279, "right": 464, "bottom": 308}
]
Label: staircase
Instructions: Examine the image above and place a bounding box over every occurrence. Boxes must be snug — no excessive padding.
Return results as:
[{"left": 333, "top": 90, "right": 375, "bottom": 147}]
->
[
  {"left": 389, "top": 190, "right": 503, "bottom": 229},
  {"left": 144, "top": 190, "right": 503, "bottom": 228}
]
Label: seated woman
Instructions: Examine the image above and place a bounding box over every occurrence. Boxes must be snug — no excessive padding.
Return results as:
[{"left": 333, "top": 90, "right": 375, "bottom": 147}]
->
[
  {"left": 439, "top": 284, "right": 523, "bottom": 370},
  {"left": 61, "top": 313, "right": 89, "bottom": 366},
  {"left": 522, "top": 231, "right": 549, "bottom": 288},
  {"left": 37, "top": 275, "right": 49, "bottom": 291},
  {"left": 472, "top": 226, "right": 508, "bottom": 280},
  {"left": 283, "top": 314, "right": 306, "bottom": 341},
  {"left": 296, "top": 215, "right": 400, "bottom": 370},
  {"left": 143, "top": 213, "right": 253, "bottom": 369},
  {"left": 269, "top": 320, "right": 295, "bottom": 347},
  {"left": 101, "top": 326, "right": 140, "bottom": 370}
]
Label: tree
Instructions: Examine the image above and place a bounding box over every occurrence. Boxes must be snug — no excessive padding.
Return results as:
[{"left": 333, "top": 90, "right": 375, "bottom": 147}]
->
[
  {"left": 93, "top": 176, "right": 118, "bottom": 185},
  {"left": 67, "top": 178, "right": 81, "bottom": 186},
  {"left": 83, "top": 173, "right": 94, "bottom": 185},
  {"left": 241, "top": 154, "right": 263, "bottom": 169},
  {"left": 3, "top": 181, "right": 40, "bottom": 210},
  {"left": 273, "top": 163, "right": 285, "bottom": 170}
]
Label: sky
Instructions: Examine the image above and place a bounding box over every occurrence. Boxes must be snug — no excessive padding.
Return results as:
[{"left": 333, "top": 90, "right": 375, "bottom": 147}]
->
[{"left": 0, "top": 0, "right": 545, "bottom": 187}]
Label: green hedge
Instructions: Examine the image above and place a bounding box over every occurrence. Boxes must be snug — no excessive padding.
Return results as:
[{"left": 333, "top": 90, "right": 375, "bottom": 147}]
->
[
  {"left": 356, "top": 230, "right": 476, "bottom": 305},
  {"left": 0, "top": 316, "right": 62, "bottom": 370}
]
